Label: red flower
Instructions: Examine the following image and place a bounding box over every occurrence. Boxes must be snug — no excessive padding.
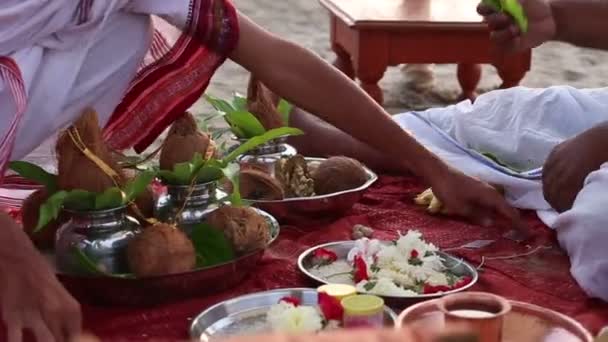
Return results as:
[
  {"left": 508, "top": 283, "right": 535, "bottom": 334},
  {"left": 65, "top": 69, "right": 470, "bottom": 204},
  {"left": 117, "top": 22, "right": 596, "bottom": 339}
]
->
[
  {"left": 311, "top": 248, "right": 338, "bottom": 266},
  {"left": 279, "top": 296, "right": 301, "bottom": 306},
  {"left": 410, "top": 249, "right": 419, "bottom": 259},
  {"left": 423, "top": 284, "right": 451, "bottom": 294},
  {"left": 318, "top": 292, "right": 343, "bottom": 321},
  {"left": 353, "top": 255, "right": 369, "bottom": 283},
  {"left": 453, "top": 276, "right": 473, "bottom": 290}
]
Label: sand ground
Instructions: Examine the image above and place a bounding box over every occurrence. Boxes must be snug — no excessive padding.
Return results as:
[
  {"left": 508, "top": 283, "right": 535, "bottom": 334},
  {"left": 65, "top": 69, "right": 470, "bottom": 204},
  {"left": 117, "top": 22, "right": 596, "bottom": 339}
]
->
[{"left": 194, "top": 0, "right": 608, "bottom": 120}]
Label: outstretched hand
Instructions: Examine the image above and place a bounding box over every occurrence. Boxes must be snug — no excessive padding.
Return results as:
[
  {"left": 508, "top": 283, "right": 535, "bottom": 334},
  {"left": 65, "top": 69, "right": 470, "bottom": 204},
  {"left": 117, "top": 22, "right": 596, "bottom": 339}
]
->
[
  {"left": 430, "top": 166, "right": 523, "bottom": 229},
  {"left": 478, "top": 0, "right": 556, "bottom": 53}
]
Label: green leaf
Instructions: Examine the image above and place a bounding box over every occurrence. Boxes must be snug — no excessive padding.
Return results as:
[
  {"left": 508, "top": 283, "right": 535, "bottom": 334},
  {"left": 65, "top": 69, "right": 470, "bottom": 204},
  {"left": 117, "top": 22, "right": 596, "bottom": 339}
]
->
[
  {"left": 276, "top": 99, "right": 293, "bottom": 126},
  {"left": 9, "top": 161, "right": 58, "bottom": 193},
  {"left": 224, "top": 111, "right": 266, "bottom": 138},
  {"left": 223, "top": 127, "right": 304, "bottom": 164},
  {"left": 123, "top": 170, "right": 157, "bottom": 203},
  {"left": 63, "top": 190, "right": 97, "bottom": 211},
  {"left": 95, "top": 187, "right": 125, "bottom": 210},
  {"left": 173, "top": 162, "right": 195, "bottom": 185},
  {"left": 222, "top": 163, "right": 243, "bottom": 207},
  {"left": 205, "top": 95, "right": 235, "bottom": 114},
  {"left": 191, "top": 223, "right": 235, "bottom": 267},
  {"left": 158, "top": 170, "right": 180, "bottom": 185},
  {"left": 501, "top": 0, "right": 528, "bottom": 33},
  {"left": 71, "top": 247, "right": 134, "bottom": 278},
  {"left": 364, "top": 281, "right": 377, "bottom": 291},
  {"left": 35, "top": 191, "right": 68, "bottom": 232},
  {"left": 232, "top": 93, "right": 248, "bottom": 111},
  {"left": 196, "top": 165, "right": 224, "bottom": 183}
]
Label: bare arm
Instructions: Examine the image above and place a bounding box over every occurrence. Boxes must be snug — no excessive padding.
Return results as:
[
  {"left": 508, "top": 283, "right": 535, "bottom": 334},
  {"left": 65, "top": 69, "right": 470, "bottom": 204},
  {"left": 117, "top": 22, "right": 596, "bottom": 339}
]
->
[
  {"left": 550, "top": 0, "right": 608, "bottom": 50},
  {"left": 287, "top": 108, "right": 407, "bottom": 174},
  {"left": 229, "top": 13, "right": 446, "bottom": 184}
]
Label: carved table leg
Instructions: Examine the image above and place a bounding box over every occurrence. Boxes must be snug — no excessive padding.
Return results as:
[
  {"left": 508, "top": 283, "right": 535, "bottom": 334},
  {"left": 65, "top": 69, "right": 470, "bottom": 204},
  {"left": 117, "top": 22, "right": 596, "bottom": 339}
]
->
[
  {"left": 359, "top": 73, "right": 385, "bottom": 105},
  {"left": 332, "top": 44, "right": 355, "bottom": 79},
  {"left": 494, "top": 50, "right": 531, "bottom": 89},
  {"left": 457, "top": 63, "right": 482, "bottom": 101},
  {"left": 354, "top": 32, "right": 389, "bottom": 105}
]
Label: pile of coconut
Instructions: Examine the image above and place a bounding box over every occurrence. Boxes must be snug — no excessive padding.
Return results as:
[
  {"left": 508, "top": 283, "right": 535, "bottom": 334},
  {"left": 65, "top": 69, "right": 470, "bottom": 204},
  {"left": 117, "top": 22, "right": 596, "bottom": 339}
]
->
[
  {"left": 15, "top": 109, "right": 274, "bottom": 279},
  {"left": 240, "top": 155, "right": 369, "bottom": 200}
]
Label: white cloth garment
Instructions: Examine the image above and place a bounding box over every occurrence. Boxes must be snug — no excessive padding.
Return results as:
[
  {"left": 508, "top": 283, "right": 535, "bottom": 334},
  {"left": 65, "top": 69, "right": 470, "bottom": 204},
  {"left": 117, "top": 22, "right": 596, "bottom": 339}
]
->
[{"left": 393, "top": 85, "right": 608, "bottom": 301}]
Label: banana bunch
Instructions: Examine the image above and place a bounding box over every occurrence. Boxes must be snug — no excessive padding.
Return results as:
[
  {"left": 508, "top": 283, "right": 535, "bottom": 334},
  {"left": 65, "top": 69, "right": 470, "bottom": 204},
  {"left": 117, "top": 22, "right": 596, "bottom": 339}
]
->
[{"left": 414, "top": 188, "right": 446, "bottom": 215}]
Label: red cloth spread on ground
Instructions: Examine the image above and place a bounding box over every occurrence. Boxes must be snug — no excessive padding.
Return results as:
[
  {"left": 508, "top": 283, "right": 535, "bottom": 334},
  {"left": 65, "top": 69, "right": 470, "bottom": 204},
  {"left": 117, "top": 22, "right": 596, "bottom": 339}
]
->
[{"left": 3, "top": 176, "right": 608, "bottom": 341}]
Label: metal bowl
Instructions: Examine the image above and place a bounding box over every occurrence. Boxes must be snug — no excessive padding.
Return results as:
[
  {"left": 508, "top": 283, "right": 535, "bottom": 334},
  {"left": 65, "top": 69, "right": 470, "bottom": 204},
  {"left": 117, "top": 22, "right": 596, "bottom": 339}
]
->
[
  {"left": 298, "top": 241, "right": 478, "bottom": 308},
  {"left": 190, "top": 288, "right": 398, "bottom": 341},
  {"left": 242, "top": 157, "right": 378, "bottom": 223},
  {"left": 48, "top": 209, "right": 280, "bottom": 306}
]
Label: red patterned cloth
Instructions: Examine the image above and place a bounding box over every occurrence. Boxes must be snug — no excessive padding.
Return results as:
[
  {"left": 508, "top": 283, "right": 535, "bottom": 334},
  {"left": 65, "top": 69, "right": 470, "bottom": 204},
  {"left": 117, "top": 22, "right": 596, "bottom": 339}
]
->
[{"left": 75, "top": 176, "right": 607, "bottom": 340}]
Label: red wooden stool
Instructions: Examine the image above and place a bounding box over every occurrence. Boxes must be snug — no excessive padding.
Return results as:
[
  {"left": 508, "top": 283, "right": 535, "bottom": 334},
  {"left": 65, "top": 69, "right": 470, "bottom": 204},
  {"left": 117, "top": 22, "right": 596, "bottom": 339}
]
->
[{"left": 320, "top": 0, "right": 531, "bottom": 105}]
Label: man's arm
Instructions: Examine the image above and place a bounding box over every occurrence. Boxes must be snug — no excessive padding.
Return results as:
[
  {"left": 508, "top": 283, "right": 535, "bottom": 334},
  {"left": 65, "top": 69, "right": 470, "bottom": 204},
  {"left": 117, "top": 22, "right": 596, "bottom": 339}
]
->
[
  {"left": 229, "top": 12, "right": 523, "bottom": 228},
  {"left": 480, "top": 0, "right": 608, "bottom": 52},
  {"left": 551, "top": 0, "right": 608, "bottom": 50}
]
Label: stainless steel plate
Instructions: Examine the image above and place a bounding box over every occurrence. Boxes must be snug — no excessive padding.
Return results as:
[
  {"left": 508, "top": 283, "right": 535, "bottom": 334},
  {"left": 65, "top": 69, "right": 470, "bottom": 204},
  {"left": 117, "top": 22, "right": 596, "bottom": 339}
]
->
[
  {"left": 298, "top": 241, "right": 478, "bottom": 302},
  {"left": 190, "top": 288, "right": 397, "bottom": 341},
  {"left": 238, "top": 157, "right": 378, "bottom": 222}
]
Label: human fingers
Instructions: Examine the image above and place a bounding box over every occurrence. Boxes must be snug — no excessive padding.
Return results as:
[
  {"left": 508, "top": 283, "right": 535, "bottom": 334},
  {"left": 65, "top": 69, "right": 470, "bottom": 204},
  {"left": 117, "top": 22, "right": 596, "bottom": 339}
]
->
[
  {"left": 6, "top": 316, "right": 23, "bottom": 342},
  {"left": 489, "top": 25, "right": 521, "bottom": 43},
  {"left": 25, "top": 312, "right": 56, "bottom": 342},
  {"left": 483, "top": 13, "right": 513, "bottom": 30},
  {"left": 61, "top": 294, "right": 82, "bottom": 342},
  {"left": 479, "top": 189, "right": 523, "bottom": 229},
  {"left": 477, "top": 3, "right": 498, "bottom": 16}
]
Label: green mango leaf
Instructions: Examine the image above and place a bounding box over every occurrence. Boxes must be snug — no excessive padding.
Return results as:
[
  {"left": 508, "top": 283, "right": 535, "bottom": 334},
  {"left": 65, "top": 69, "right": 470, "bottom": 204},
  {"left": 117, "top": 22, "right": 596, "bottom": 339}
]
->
[
  {"left": 158, "top": 170, "right": 179, "bottom": 185},
  {"left": 277, "top": 99, "right": 293, "bottom": 126},
  {"left": 224, "top": 111, "right": 267, "bottom": 138},
  {"left": 123, "top": 170, "right": 157, "bottom": 203},
  {"left": 196, "top": 165, "right": 224, "bottom": 183},
  {"left": 95, "top": 187, "right": 125, "bottom": 210},
  {"left": 501, "top": 0, "right": 528, "bottom": 33},
  {"left": 205, "top": 95, "right": 235, "bottom": 114},
  {"left": 222, "top": 163, "right": 243, "bottom": 207},
  {"left": 35, "top": 191, "right": 68, "bottom": 232},
  {"left": 232, "top": 93, "right": 248, "bottom": 111},
  {"left": 63, "top": 190, "right": 97, "bottom": 211},
  {"left": 223, "top": 127, "right": 304, "bottom": 164},
  {"left": 9, "top": 161, "right": 58, "bottom": 193},
  {"left": 71, "top": 247, "right": 134, "bottom": 278},
  {"left": 172, "top": 161, "right": 195, "bottom": 185},
  {"left": 191, "top": 223, "right": 235, "bottom": 267}
]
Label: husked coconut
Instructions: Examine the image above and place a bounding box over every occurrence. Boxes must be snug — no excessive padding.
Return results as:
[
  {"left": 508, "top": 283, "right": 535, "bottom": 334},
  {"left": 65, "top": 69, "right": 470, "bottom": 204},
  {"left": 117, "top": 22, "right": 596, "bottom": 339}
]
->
[
  {"left": 312, "top": 156, "right": 367, "bottom": 195},
  {"left": 246, "top": 76, "right": 284, "bottom": 130},
  {"left": 127, "top": 223, "right": 196, "bottom": 277},
  {"left": 56, "top": 108, "right": 124, "bottom": 193},
  {"left": 205, "top": 206, "right": 270, "bottom": 254},
  {"left": 159, "top": 112, "right": 211, "bottom": 170},
  {"left": 240, "top": 169, "right": 284, "bottom": 200}
]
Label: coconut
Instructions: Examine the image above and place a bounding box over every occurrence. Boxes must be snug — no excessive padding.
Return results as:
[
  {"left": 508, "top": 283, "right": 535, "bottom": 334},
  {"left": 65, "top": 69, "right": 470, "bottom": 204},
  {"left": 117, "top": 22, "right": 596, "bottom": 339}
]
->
[
  {"left": 312, "top": 156, "right": 368, "bottom": 195},
  {"left": 127, "top": 223, "right": 196, "bottom": 277},
  {"left": 21, "top": 189, "right": 65, "bottom": 250},
  {"left": 275, "top": 155, "right": 315, "bottom": 197},
  {"left": 159, "top": 112, "right": 210, "bottom": 171},
  {"left": 247, "top": 76, "right": 284, "bottom": 130},
  {"left": 240, "top": 169, "right": 285, "bottom": 200},
  {"left": 56, "top": 108, "right": 123, "bottom": 193},
  {"left": 122, "top": 169, "right": 156, "bottom": 219},
  {"left": 205, "top": 206, "right": 270, "bottom": 254}
]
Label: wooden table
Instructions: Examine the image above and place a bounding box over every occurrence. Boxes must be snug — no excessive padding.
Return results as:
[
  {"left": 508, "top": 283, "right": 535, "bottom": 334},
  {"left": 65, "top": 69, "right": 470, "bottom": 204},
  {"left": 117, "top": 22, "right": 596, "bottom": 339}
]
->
[{"left": 319, "top": 0, "right": 532, "bottom": 104}]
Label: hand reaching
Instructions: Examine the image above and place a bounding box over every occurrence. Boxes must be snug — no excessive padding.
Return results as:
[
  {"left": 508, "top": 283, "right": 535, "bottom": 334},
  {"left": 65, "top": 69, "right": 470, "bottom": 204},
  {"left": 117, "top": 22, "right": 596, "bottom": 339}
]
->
[
  {"left": 478, "top": 0, "right": 556, "bottom": 53},
  {"left": 0, "top": 214, "right": 81, "bottom": 342}
]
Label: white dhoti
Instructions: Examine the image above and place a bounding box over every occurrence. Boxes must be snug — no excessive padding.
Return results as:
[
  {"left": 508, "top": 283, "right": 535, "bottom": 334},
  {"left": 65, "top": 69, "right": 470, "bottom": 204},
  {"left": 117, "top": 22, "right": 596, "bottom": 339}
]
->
[
  {"left": 392, "top": 85, "right": 608, "bottom": 301},
  {"left": 0, "top": 0, "right": 239, "bottom": 175}
]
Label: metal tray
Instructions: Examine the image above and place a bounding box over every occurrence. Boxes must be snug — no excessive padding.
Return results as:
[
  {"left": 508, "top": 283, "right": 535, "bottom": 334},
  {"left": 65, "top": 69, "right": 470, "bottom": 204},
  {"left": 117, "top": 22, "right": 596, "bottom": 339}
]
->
[
  {"left": 46, "top": 209, "right": 280, "bottom": 306},
  {"left": 190, "top": 288, "right": 397, "bottom": 341},
  {"left": 298, "top": 241, "right": 478, "bottom": 307},
  {"left": 239, "top": 157, "right": 378, "bottom": 223},
  {"left": 397, "top": 298, "right": 593, "bottom": 342}
]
